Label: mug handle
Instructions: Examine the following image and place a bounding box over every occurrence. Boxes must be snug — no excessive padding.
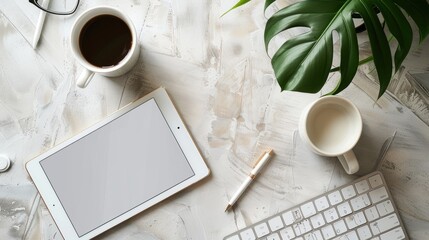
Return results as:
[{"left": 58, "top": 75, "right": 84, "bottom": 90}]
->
[
  {"left": 76, "top": 69, "right": 95, "bottom": 88},
  {"left": 337, "top": 150, "right": 359, "bottom": 174}
]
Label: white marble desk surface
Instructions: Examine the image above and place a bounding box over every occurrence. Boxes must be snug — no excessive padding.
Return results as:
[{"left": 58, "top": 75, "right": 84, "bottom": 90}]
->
[{"left": 1, "top": 0, "right": 428, "bottom": 239}]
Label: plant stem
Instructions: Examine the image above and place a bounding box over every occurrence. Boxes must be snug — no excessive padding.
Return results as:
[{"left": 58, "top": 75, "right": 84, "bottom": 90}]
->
[
  {"left": 330, "top": 55, "right": 374, "bottom": 72},
  {"left": 330, "top": 33, "right": 393, "bottom": 73}
]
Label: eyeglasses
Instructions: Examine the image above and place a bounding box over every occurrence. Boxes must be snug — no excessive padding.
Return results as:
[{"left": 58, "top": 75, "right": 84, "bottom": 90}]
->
[{"left": 29, "top": 0, "right": 80, "bottom": 15}]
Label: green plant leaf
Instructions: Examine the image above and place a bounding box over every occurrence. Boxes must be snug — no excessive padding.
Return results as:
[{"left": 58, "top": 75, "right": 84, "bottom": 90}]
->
[
  {"left": 392, "top": 0, "right": 429, "bottom": 42},
  {"left": 221, "top": 0, "right": 252, "bottom": 17},
  {"left": 264, "top": 0, "right": 429, "bottom": 98},
  {"left": 264, "top": 0, "right": 275, "bottom": 10}
]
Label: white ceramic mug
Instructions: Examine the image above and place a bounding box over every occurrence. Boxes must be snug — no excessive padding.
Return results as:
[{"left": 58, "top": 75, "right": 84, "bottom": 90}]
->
[
  {"left": 70, "top": 6, "right": 140, "bottom": 88},
  {"left": 299, "top": 96, "right": 362, "bottom": 174}
]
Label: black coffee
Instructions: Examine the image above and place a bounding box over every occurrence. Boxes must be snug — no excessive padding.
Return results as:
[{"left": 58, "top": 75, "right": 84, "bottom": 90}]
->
[{"left": 79, "top": 14, "right": 132, "bottom": 68}]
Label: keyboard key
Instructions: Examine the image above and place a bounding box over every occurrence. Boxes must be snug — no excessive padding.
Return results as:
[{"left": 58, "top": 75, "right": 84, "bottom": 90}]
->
[
  {"left": 369, "top": 174, "right": 383, "bottom": 188},
  {"left": 355, "top": 179, "right": 370, "bottom": 194},
  {"left": 328, "top": 191, "right": 343, "bottom": 205},
  {"left": 313, "top": 230, "right": 323, "bottom": 240},
  {"left": 268, "top": 216, "right": 284, "bottom": 231},
  {"left": 240, "top": 228, "right": 256, "bottom": 240},
  {"left": 357, "top": 225, "right": 372, "bottom": 240},
  {"left": 376, "top": 200, "right": 394, "bottom": 217},
  {"left": 279, "top": 226, "right": 295, "bottom": 240},
  {"left": 333, "top": 219, "right": 347, "bottom": 235},
  {"left": 301, "top": 201, "right": 317, "bottom": 218},
  {"left": 293, "top": 208, "right": 304, "bottom": 221},
  {"left": 380, "top": 227, "right": 405, "bottom": 240},
  {"left": 370, "top": 213, "right": 400, "bottom": 235},
  {"left": 369, "top": 187, "right": 388, "bottom": 204},
  {"left": 314, "top": 196, "right": 330, "bottom": 211},
  {"left": 282, "top": 211, "right": 294, "bottom": 225},
  {"left": 343, "top": 230, "right": 359, "bottom": 240},
  {"left": 266, "top": 232, "right": 281, "bottom": 240},
  {"left": 337, "top": 202, "right": 352, "bottom": 217},
  {"left": 293, "top": 219, "right": 312, "bottom": 236},
  {"left": 324, "top": 208, "right": 339, "bottom": 223},
  {"left": 321, "top": 225, "right": 336, "bottom": 240},
  {"left": 371, "top": 237, "right": 380, "bottom": 240},
  {"left": 341, "top": 185, "right": 357, "bottom": 200},
  {"left": 225, "top": 235, "right": 240, "bottom": 240},
  {"left": 344, "top": 211, "right": 366, "bottom": 229},
  {"left": 364, "top": 206, "right": 380, "bottom": 222},
  {"left": 350, "top": 193, "right": 371, "bottom": 211},
  {"left": 304, "top": 230, "right": 323, "bottom": 240},
  {"left": 282, "top": 208, "right": 303, "bottom": 225},
  {"left": 310, "top": 213, "right": 325, "bottom": 229},
  {"left": 254, "top": 222, "right": 270, "bottom": 238}
]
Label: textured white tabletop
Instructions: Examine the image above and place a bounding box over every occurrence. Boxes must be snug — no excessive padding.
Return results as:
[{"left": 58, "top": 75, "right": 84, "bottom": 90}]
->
[{"left": 0, "top": 0, "right": 428, "bottom": 239}]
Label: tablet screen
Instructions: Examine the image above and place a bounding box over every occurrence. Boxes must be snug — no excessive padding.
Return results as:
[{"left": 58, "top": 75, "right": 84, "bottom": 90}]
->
[{"left": 40, "top": 98, "right": 195, "bottom": 237}]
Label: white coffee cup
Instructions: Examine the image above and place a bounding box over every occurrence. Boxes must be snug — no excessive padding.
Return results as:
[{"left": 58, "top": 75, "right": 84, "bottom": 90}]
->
[
  {"left": 70, "top": 6, "right": 140, "bottom": 88},
  {"left": 299, "top": 96, "right": 362, "bottom": 174}
]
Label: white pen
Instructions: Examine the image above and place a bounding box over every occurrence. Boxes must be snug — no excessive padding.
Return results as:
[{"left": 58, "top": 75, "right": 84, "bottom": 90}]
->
[
  {"left": 32, "top": 0, "right": 51, "bottom": 49},
  {"left": 225, "top": 149, "right": 274, "bottom": 212}
]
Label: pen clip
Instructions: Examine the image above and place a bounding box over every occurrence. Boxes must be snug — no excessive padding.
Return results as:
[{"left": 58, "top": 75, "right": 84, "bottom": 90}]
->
[{"left": 252, "top": 149, "right": 273, "bottom": 168}]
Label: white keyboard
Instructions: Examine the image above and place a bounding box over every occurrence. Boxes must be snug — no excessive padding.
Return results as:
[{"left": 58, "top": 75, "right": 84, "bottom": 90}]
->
[{"left": 224, "top": 171, "right": 408, "bottom": 240}]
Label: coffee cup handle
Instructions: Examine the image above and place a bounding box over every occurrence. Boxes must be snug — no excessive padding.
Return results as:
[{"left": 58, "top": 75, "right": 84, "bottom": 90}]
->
[
  {"left": 337, "top": 150, "right": 359, "bottom": 174},
  {"left": 76, "top": 69, "right": 95, "bottom": 88}
]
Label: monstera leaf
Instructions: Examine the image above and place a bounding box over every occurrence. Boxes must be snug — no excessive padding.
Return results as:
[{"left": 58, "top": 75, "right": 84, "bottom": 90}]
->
[{"left": 225, "top": 0, "right": 429, "bottom": 97}]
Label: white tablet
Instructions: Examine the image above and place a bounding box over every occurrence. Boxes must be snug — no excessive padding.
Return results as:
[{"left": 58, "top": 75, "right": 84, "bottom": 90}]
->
[{"left": 26, "top": 88, "right": 210, "bottom": 240}]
